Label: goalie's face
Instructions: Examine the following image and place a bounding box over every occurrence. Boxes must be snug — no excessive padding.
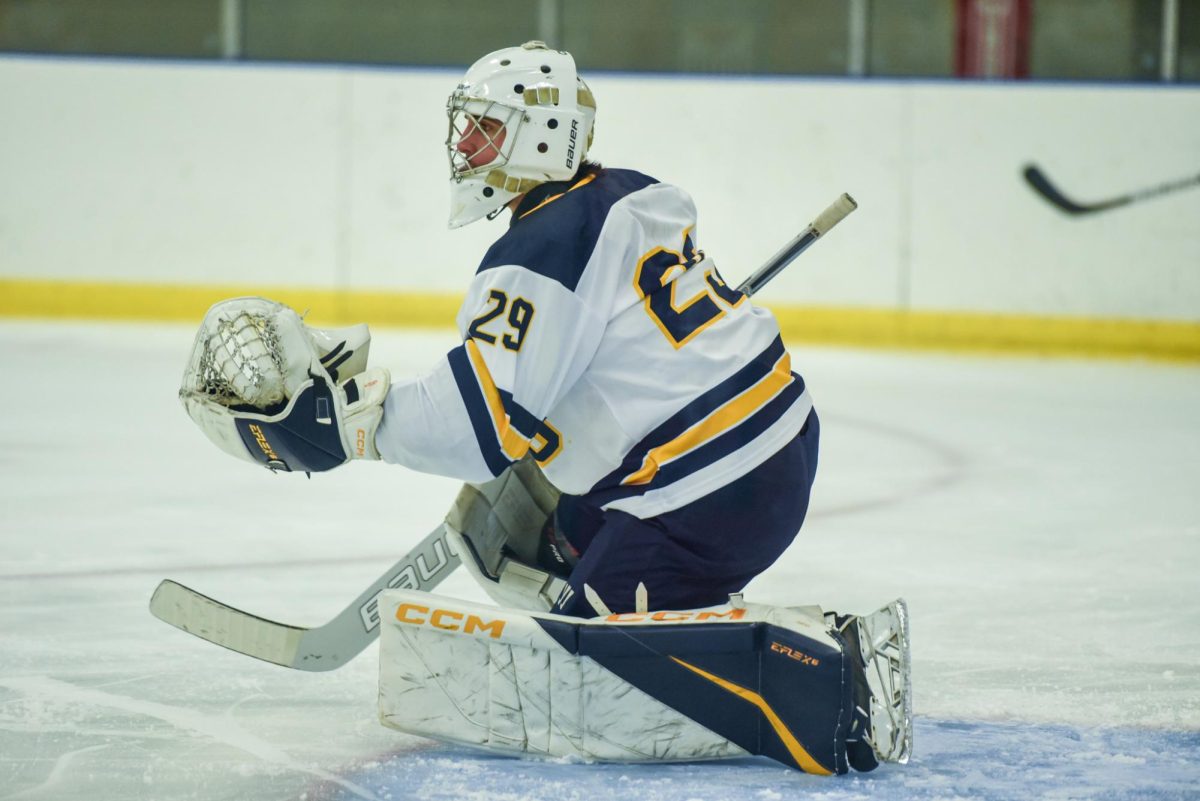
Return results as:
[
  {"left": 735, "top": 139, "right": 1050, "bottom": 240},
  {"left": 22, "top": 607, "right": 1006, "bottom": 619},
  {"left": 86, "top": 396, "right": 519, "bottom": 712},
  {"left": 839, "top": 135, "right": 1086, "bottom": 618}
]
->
[
  {"left": 459, "top": 115, "right": 506, "bottom": 169},
  {"left": 444, "top": 86, "right": 528, "bottom": 228},
  {"left": 450, "top": 112, "right": 508, "bottom": 173}
]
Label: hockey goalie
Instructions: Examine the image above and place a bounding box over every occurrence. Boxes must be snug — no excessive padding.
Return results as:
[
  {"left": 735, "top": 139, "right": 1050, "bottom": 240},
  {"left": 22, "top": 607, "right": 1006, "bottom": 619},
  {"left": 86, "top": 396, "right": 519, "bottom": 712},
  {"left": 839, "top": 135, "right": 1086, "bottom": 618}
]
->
[
  {"left": 376, "top": 458, "right": 912, "bottom": 775},
  {"left": 164, "top": 39, "right": 912, "bottom": 777}
]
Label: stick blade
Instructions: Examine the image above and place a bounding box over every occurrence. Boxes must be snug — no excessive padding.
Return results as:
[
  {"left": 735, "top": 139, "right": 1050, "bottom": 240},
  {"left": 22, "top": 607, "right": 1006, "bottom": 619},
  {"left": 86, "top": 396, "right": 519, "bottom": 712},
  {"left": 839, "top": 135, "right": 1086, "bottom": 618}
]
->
[
  {"left": 1022, "top": 164, "right": 1127, "bottom": 215},
  {"left": 150, "top": 579, "right": 314, "bottom": 670},
  {"left": 1022, "top": 165, "right": 1087, "bottom": 214},
  {"left": 147, "top": 525, "right": 461, "bottom": 672}
]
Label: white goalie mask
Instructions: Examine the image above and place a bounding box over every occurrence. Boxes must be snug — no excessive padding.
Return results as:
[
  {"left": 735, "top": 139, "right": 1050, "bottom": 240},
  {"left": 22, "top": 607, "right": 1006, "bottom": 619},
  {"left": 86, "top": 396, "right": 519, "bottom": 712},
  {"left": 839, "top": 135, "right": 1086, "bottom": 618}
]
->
[{"left": 446, "top": 41, "right": 596, "bottom": 228}]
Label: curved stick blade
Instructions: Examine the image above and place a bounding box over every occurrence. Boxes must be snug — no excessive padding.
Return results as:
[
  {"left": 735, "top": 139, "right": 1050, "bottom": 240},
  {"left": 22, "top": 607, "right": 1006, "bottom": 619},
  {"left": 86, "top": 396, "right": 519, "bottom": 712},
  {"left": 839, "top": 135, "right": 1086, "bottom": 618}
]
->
[{"left": 1022, "top": 165, "right": 1129, "bottom": 216}]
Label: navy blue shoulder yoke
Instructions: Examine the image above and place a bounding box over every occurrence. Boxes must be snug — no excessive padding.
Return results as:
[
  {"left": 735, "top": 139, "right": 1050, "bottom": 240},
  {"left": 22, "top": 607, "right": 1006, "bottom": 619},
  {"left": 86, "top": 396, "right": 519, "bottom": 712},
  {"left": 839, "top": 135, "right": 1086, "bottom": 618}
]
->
[{"left": 476, "top": 168, "right": 659, "bottom": 293}]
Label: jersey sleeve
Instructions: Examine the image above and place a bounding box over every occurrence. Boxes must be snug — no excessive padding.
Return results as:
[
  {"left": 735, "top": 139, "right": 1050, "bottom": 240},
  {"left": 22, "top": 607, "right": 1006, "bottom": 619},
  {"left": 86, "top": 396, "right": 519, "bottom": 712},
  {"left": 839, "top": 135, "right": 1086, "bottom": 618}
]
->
[{"left": 375, "top": 262, "right": 610, "bottom": 482}]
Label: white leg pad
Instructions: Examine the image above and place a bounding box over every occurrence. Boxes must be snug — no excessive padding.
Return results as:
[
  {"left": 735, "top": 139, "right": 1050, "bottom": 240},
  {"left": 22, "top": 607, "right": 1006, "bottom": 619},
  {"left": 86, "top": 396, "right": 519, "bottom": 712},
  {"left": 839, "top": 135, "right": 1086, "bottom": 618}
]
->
[
  {"left": 378, "top": 589, "right": 859, "bottom": 772},
  {"left": 379, "top": 592, "right": 748, "bottom": 762}
]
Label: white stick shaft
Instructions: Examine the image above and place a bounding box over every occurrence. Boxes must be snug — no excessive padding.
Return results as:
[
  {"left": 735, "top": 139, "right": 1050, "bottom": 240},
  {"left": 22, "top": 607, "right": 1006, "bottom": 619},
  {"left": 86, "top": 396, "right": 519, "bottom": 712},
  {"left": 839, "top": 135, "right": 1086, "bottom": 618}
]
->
[{"left": 737, "top": 192, "right": 857, "bottom": 297}]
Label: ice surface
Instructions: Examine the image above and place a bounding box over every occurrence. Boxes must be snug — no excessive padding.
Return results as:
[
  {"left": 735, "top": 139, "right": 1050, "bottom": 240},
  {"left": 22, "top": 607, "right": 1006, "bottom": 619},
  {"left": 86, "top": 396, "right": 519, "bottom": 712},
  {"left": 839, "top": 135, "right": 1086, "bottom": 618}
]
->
[{"left": 1, "top": 320, "right": 1197, "bottom": 800}]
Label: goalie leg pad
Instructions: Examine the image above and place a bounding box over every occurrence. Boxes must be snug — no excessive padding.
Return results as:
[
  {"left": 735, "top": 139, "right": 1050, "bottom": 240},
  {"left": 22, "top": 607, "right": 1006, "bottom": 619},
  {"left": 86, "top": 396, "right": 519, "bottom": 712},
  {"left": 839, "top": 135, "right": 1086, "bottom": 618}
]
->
[{"left": 379, "top": 590, "right": 872, "bottom": 774}]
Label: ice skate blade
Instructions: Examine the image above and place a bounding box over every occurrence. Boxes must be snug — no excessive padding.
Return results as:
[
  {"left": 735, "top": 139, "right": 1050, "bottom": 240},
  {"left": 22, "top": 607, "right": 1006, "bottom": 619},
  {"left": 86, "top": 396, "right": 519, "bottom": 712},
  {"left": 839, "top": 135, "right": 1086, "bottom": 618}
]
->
[{"left": 857, "top": 597, "right": 913, "bottom": 764}]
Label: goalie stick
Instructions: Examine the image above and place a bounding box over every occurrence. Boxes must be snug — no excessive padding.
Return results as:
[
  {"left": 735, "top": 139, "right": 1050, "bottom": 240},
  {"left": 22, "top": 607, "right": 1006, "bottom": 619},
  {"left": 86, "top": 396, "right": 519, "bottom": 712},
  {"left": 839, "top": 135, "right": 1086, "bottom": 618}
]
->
[
  {"left": 150, "top": 192, "right": 859, "bottom": 670},
  {"left": 738, "top": 192, "right": 856, "bottom": 295},
  {"left": 150, "top": 524, "right": 459, "bottom": 670},
  {"left": 1022, "top": 163, "right": 1200, "bottom": 216}
]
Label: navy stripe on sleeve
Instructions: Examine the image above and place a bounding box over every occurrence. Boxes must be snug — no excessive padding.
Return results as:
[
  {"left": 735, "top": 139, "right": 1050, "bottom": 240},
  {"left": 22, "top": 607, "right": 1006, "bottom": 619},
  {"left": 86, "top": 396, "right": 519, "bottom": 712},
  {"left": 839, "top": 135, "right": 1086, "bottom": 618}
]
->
[{"left": 446, "top": 344, "right": 513, "bottom": 477}]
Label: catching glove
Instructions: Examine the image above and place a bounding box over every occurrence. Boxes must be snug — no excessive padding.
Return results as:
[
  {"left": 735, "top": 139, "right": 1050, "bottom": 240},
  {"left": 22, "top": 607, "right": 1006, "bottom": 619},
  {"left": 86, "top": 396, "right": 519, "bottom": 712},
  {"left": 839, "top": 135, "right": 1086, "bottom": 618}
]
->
[{"left": 179, "top": 297, "right": 388, "bottom": 472}]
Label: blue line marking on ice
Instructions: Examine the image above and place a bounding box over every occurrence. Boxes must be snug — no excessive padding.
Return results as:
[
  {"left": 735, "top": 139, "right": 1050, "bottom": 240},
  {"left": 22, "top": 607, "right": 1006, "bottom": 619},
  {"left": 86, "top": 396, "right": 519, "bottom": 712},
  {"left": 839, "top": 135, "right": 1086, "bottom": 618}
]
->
[{"left": 314, "top": 719, "right": 1200, "bottom": 801}]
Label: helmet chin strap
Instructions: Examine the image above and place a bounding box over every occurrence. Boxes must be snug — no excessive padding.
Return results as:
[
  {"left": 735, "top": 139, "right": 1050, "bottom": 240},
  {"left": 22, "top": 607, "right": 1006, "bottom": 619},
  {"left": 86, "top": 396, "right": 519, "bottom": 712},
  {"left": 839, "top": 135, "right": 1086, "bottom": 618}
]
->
[{"left": 485, "top": 204, "right": 507, "bottom": 222}]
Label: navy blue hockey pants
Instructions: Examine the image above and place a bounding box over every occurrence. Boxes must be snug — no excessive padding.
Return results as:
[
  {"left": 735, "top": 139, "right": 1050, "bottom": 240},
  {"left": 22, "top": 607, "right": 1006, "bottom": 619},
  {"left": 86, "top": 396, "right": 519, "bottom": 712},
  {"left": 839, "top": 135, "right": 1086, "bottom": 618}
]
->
[{"left": 551, "top": 410, "right": 820, "bottom": 617}]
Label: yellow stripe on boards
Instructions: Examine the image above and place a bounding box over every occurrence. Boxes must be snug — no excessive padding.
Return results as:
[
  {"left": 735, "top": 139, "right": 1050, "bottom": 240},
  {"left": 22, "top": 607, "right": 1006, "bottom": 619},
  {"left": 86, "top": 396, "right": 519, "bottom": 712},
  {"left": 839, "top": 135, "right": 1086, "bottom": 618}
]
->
[
  {"left": 622, "top": 352, "right": 794, "bottom": 486},
  {"left": 1, "top": 278, "right": 1197, "bottom": 362},
  {"left": 771, "top": 305, "right": 1200, "bottom": 363},
  {"left": 463, "top": 338, "right": 530, "bottom": 461},
  {"left": 669, "top": 656, "right": 833, "bottom": 776},
  {"left": 0, "top": 278, "right": 462, "bottom": 329}
]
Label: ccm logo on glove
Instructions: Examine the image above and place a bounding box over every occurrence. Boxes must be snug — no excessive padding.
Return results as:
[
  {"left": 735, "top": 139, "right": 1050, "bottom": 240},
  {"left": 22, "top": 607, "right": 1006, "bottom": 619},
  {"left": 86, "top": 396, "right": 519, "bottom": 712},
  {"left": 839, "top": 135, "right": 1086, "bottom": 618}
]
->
[{"left": 394, "top": 603, "right": 506, "bottom": 639}]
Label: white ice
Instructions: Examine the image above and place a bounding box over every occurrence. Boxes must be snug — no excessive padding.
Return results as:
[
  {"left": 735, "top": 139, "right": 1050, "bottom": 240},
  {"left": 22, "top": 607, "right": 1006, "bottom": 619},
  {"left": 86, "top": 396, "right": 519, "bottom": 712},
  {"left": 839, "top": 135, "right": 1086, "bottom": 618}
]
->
[{"left": 1, "top": 320, "right": 1197, "bottom": 801}]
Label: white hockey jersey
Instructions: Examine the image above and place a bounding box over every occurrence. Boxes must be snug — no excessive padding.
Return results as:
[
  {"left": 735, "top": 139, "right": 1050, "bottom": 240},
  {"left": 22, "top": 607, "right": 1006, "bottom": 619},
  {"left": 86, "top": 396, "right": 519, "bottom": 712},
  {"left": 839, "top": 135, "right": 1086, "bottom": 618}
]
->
[{"left": 377, "top": 168, "right": 813, "bottom": 518}]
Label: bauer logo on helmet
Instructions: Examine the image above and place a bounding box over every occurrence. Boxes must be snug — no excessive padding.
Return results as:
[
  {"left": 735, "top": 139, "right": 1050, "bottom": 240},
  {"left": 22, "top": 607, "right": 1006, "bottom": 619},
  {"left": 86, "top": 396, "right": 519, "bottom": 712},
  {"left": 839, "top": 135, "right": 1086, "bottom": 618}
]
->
[{"left": 566, "top": 118, "right": 579, "bottom": 169}]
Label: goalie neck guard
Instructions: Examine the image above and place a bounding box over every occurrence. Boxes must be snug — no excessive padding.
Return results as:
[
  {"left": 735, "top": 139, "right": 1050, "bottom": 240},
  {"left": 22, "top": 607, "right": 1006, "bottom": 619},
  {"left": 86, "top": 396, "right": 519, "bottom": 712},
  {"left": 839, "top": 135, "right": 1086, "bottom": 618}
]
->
[{"left": 446, "top": 41, "right": 596, "bottom": 228}]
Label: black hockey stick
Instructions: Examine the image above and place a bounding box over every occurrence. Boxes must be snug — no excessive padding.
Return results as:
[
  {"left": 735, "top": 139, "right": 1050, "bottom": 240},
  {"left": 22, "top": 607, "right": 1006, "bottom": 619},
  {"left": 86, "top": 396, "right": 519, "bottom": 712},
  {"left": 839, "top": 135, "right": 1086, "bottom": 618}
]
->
[
  {"left": 1022, "top": 164, "right": 1200, "bottom": 216},
  {"left": 150, "top": 191, "right": 858, "bottom": 670}
]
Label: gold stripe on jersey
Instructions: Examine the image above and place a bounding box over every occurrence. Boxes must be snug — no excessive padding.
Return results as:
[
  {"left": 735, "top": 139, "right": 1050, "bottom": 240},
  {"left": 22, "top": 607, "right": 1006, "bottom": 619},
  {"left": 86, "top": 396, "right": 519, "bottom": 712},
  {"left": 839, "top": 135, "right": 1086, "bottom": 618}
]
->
[
  {"left": 518, "top": 172, "right": 598, "bottom": 220},
  {"left": 464, "top": 338, "right": 532, "bottom": 460},
  {"left": 621, "top": 351, "right": 795, "bottom": 486}
]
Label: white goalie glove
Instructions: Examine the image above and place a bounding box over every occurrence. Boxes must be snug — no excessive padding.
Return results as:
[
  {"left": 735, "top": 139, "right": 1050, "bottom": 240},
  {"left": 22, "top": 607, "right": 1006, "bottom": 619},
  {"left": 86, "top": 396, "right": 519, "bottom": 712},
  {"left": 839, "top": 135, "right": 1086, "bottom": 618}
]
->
[{"left": 179, "top": 297, "right": 390, "bottom": 473}]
